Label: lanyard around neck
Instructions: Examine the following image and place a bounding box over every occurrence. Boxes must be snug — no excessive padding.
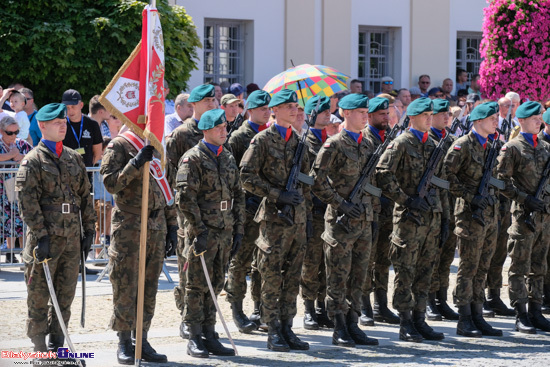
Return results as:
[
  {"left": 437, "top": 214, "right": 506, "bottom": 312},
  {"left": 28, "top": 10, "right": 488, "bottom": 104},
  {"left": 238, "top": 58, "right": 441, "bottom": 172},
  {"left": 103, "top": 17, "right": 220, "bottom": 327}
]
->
[{"left": 67, "top": 116, "right": 84, "bottom": 147}]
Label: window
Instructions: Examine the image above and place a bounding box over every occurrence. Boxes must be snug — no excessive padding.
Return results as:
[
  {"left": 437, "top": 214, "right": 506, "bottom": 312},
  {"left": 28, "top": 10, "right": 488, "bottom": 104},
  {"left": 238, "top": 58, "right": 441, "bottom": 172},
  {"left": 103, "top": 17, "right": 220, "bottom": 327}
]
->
[
  {"left": 204, "top": 20, "right": 245, "bottom": 89},
  {"left": 358, "top": 28, "right": 394, "bottom": 94},
  {"left": 456, "top": 32, "right": 483, "bottom": 80}
]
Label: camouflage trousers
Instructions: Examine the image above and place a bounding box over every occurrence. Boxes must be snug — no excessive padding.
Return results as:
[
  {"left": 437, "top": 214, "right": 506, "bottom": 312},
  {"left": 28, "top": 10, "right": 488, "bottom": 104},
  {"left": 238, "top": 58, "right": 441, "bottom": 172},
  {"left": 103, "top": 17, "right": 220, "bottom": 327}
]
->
[
  {"left": 300, "top": 215, "right": 327, "bottom": 302},
  {"left": 173, "top": 233, "right": 187, "bottom": 314},
  {"left": 363, "top": 217, "right": 392, "bottom": 294},
  {"left": 256, "top": 220, "right": 306, "bottom": 323},
  {"left": 250, "top": 248, "right": 262, "bottom": 302},
  {"left": 487, "top": 198, "right": 512, "bottom": 289},
  {"left": 507, "top": 210, "right": 550, "bottom": 306},
  {"left": 390, "top": 210, "right": 440, "bottom": 313},
  {"left": 323, "top": 219, "right": 372, "bottom": 317},
  {"left": 109, "top": 209, "right": 165, "bottom": 332},
  {"left": 184, "top": 228, "right": 231, "bottom": 326},
  {"left": 224, "top": 213, "right": 260, "bottom": 303},
  {"left": 453, "top": 205, "right": 498, "bottom": 306},
  {"left": 24, "top": 234, "right": 80, "bottom": 338},
  {"left": 429, "top": 220, "right": 457, "bottom": 293}
]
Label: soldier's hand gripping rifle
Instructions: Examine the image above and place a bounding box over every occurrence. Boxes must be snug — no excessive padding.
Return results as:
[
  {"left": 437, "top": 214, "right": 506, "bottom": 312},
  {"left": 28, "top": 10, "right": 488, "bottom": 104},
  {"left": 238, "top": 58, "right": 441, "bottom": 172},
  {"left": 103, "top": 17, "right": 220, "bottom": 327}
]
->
[
  {"left": 226, "top": 101, "right": 249, "bottom": 141},
  {"left": 524, "top": 158, "right": 550, "bottom": 232},
  {"left": 471, "top": 138, "right": 505, "bottom": 226}
]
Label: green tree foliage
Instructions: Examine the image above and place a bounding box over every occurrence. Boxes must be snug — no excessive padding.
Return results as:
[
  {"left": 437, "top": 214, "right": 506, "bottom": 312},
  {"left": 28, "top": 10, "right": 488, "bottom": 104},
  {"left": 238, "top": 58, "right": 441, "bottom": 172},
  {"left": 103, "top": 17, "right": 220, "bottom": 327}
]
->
[{"left": 0, "top": 0, "right": 201, "bottom": 109}]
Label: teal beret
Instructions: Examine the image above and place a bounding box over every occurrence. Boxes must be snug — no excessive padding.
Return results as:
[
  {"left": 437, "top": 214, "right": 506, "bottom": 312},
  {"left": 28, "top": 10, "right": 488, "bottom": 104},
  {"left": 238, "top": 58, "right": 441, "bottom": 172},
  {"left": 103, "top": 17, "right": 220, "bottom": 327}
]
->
[
  {"left": 516, "top": 101, "right": 542, "bottom": 119},
  {"left": 433, "top": 99, "right": 450, "bottom": 114},
  {"left": 198, "top": 109, "right": 226, "bottom": 130},
  {"left": 368, "top": 97, "right": 389, "bottom": 113},
  {"left": 407, "top": 97, "right": 433, "bottom": 116},
  {"left": 338, "top": 94, "right": 369, "bottom": 110},
  {"left": 189, "top": 84, "right": 215, "bottom": 103},
  {"left": 470, "top": 102, "right": 499, "bottom": 121},
  {"left": 247, "top": 90, "right": 271, "bottom": 109},
  {"left": 268, "top": 89, "right": 298, "bottom": 108},
  {"left": 543, "top": 109, "right": 550, "bottom": 125},
  {"left": 304, "top": 95, "right": 331, "bottom": 115},
  {"left": 36, "top": 103, "right": 67, "bottom": 122}
]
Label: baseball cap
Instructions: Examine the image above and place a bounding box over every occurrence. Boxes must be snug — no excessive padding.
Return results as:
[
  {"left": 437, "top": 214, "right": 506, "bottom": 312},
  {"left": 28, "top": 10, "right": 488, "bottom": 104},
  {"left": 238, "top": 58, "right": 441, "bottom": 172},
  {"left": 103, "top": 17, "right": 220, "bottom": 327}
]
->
[
  {"left": 229, "top": 83, "right": 245, "bottom": 97},
  {"left": 62, "top": 89, "right": 82, "bottom": 105},
  {"left": 408, "top": 87, "right": 421, "bottom": 96},
  {"left": 220, "top": 94, "right": 240, "bottom": 106}
]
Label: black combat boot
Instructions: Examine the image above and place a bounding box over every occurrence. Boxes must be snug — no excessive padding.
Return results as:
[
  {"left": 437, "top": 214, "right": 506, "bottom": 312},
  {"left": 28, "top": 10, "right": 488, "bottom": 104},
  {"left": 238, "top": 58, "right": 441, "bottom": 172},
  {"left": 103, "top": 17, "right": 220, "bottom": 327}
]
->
[
  {"left": 412, "top": 310, "right": 445, "bottom": 340},
  {"left": 456, "top": 305, "right": 482, "bottom": 337},
  {"left": 471, "top": 303, "right": 503, "bottom": 336},
  {"left": 280, "top": 319, "right": 309, "bottom": 350},
  {"left": 202, "top": 325, "right": 235, "bottom": 356},
  {"left": 117, "top": 331, "right": 135, "bottom": 365},
  {"left": 132, "top": 331, "right": 168, "bottom": 363},
  {"left": 482, "top": 301, "right": 495, "bottom": 318},
  {"left": 187, "top": 324, "right": 209, "bottom": 358},
  {"left": 267, "top": 320, "right": 290, "bottom": 352},
  {"left": 179, "top": 321, "right": 189, "bottom": 339},
  {"left": 528, "top": 301, "right": 550, "bottom": 332},
  {"left": 250, "top": 301, "right": 267, "bottom": 331},
  {"left": 426, "top": 293, "right": 443, "bottom": 321},
  {"left": 31, "top": 335, "right": 47, "bottom": 352},
  {"left": 332, "top": 313, "right": 355, "bottom": 347},
  {"left": 436, "top": 287, "right": 459, "bottom": 320},
  {"left": 316, "top": 300, "right": 335, "bottom": 328},
  {"left": 303, "top": 300, "right": 320, "bottom": 330},
  {"left": 359, "top": 294, "right": 375, "bottom": 326},
  {"left": 231, "top": 301, "right": 257, "bottom": 333},
  {"left": 515, "top": 303, "right": 536, "bottom": 334},
  {"left": 398, "top": 311, "right": 423, "bottom": 342},
  {"left": 47, "top": 334, "right": 64, "bottom": 351},
  {"left": 487, "top": 288, "right": 515, "bottom": 316},
  {"left": 541, "top": 285, "right": 550, "bottom": 314},
  {"left": 373, "top": 289, "right": 400, "bottom": 324},
  {"left": 346, "top": 310, "right": 378, "bottom": 345}
]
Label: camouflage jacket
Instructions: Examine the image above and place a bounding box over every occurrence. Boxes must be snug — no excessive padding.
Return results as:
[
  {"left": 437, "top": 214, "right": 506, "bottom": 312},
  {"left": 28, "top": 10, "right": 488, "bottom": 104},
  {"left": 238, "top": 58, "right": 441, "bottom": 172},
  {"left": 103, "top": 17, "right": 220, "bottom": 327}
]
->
[
  {"left": 100, "top": 137, "right": 177, "bottom": 230},
  {"left": 240, "top": 123, "right": 312, "bottom": 224},
  {"left": 430, "top": 128, "right": 456, "bottom": 221},
  {"left": 228, "top": 120, "right": 258, "bottom": 167},
  {"left": 364, "top": 125, "right": 393, "bottom": 219},
  {"left": 538, "top": 130, "right": 550, "bottom": 145},
  {"left": 166, "top": 117, "right": 203, "bottom": 186},
  {"left": 305, "top": 128, "right": 328, "bottom": 215},
  {"left": 176, "top": 140, "right": 245, "bottom": 237},
  {"left": 310, "top": 129, "right": 378, "bottom": 223},
  {"left": 376, "top": 129, "right": 448, "bottom": 219},
  {"left": 496, "top": 133, "right": 550, "bottom": 213},
  {"left": 15, "top": 141, "right": 95, "bottom": 240}
]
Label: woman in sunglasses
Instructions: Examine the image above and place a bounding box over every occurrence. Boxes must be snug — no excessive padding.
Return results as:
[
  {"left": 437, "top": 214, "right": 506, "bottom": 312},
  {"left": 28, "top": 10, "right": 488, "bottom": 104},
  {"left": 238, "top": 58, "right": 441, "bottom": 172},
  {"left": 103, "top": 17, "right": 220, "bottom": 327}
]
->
[{"left": 0, "top": 115, "right": 32, "bottom": 263}]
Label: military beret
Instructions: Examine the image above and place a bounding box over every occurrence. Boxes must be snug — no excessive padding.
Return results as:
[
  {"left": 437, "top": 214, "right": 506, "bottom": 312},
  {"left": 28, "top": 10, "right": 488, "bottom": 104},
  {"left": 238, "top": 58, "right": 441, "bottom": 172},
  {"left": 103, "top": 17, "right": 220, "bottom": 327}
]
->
[
  {"left": 433, "top": 99, "right": 450, "bottom": 114},
  {"left": 198, "top": 109, "right": 226, "bottom": 130},
  {"left": 268, "top": 89, "right": 298, "bottom": 108},
  {"left": 406, "top": 97, "right": 433, "bottom": 116},
  {"left": 543, "top": 109, "right": 550, "bottom": 125},
  {"left": 247, "top": 90, "right": 271, "bottom": 109},
  {"left": 470, "top": 101, "right": 499, "bottom": 121},
  {"left": 338, "top": 94, "right": 369, "bottom": 110},
  {"left": 304, "top": 95, "right": 331, "bottom": 115},
  {"left": 36, "top": 103, "right": 67, "bottom": 122},
  {"left": 188, "top": 84, "right": 215, "bottom": 103},
  {"left": 368, "top": 97, "right": 389, "bottom": 113},
  {"left": 516, "top": 101, "right": 542, "bottom": 119}
]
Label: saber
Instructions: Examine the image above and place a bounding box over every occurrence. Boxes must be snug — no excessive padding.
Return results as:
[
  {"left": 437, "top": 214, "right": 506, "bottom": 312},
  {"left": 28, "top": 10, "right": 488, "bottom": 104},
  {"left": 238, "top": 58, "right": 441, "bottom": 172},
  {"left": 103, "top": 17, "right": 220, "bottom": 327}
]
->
[
  {"left": 199, "top": 254, "right": 239, "bottom": 356},
  {"left": 80, "top": 249, "right": 86, "bottom": 328}
]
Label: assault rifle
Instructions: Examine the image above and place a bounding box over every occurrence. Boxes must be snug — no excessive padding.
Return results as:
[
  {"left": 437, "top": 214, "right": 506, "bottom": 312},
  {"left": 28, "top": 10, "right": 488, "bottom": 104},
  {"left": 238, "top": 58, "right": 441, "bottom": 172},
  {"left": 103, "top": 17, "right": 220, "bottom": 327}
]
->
[
  {"left": 226, "top": 101, "right": 249, "bottom": 140},
  {"left": 496, "top": 104, "right": 512, "bottom": 142},
  {"left": 525, "top": 158, "right": 550, "bottom": 232}
]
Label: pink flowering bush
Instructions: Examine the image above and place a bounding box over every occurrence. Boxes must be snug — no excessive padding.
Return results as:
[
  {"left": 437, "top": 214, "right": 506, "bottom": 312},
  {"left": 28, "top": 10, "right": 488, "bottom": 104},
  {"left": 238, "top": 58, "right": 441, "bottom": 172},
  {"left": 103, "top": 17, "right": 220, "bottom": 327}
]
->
[{"left": 479, "top": 0, "right": 550, "bottom": 101}]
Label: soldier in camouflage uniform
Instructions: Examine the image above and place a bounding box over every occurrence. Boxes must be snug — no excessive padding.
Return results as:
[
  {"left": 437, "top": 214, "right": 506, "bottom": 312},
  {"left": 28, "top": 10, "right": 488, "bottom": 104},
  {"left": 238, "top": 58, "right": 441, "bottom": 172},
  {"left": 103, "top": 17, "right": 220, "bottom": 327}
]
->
[
  {"left": 375, "top": 98, "right": 448, "bottom": 342},
  {"left": 16, "top": 103, "right": 96, "bottom": 353},
  {"left": 240, "top": 89, "right": 312, "bottom": 352},
  {"left": 224, "top": 90, "right": 271, "bottom": 333},
  {"left": 539, "top": 110, "right": 550, "bottom": 314},
  {"left": 165, "top": 84, "right": 216, "bottom": 339},
  {"left": 426, "top": 100, "right": 459, "bottom": 322},
  {"left": 176, "top": 109, "right": 245, "bottom": 358},
  {"left": 444, "top": 102, "right": 504, "bottom": 338},
  {"left": 311, "top": 93, "right": 379, "bottom": 348},
  {"left": 101, "top": 127, "right": 176, "bottom": 364},
  {"left": 300, "top": 95, "right": 334, "bottom": 330},
  {"left": 361, "top": 97, "right": 400, "bottom": 327},
  {"left": 496, "top": 101, "right": 550, "bottom": 334}
]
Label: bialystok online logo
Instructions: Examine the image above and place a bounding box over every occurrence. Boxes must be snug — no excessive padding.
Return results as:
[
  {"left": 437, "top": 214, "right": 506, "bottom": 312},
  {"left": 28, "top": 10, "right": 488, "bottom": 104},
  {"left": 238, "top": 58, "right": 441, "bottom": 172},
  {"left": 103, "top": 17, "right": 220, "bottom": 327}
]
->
[{"left": 1, "top": 348, "right": 95, "bottom": 361}]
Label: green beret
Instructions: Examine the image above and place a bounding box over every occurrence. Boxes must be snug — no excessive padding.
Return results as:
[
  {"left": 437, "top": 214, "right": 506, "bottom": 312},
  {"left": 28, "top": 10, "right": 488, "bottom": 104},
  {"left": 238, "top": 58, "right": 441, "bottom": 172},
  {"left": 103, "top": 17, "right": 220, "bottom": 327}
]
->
[
  {"left": 368, "top": 97, "right": 389, "bottom": 113},
  {"left": 189, "top": 84, "right": 215, "bottom": 103},
  {"left": 268, "top": 89, "right": 298, "bottom": 108},
  {"left": 338, "top": 94, "right": 369, "bottom": 110},
  {"left": 433, "top": 99, "right": 450, "bottom": 114},
  {"left": 304, "top": 95, "right": 331, "bottom": 115},
  {"left": 198, "top": 109, "right": 226, "bottom": 131},
  {"left": 36, "top": 103, "right": 67, "bottom": 122},
  {"left": 516, "top": 101, "right": 542, "bottom": 119},
  {"left": 247, "top": 90, "right": 271, "bottom": 109},
  {"left": 470, "top": 102, "right": 499, "bottom": 121},
  {"left": 407, "top": 97, "right": 433, "bottom": 116},
  {"left": 543, "top": 109, "right": 550, "bottom": 125}
]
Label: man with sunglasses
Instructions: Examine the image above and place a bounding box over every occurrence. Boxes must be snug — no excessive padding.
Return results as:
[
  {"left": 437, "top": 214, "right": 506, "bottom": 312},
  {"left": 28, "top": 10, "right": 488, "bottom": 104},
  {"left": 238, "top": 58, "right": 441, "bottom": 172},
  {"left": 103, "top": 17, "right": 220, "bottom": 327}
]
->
[{"left": 380, "top": 76, "right": 394, "bottom": 95}]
